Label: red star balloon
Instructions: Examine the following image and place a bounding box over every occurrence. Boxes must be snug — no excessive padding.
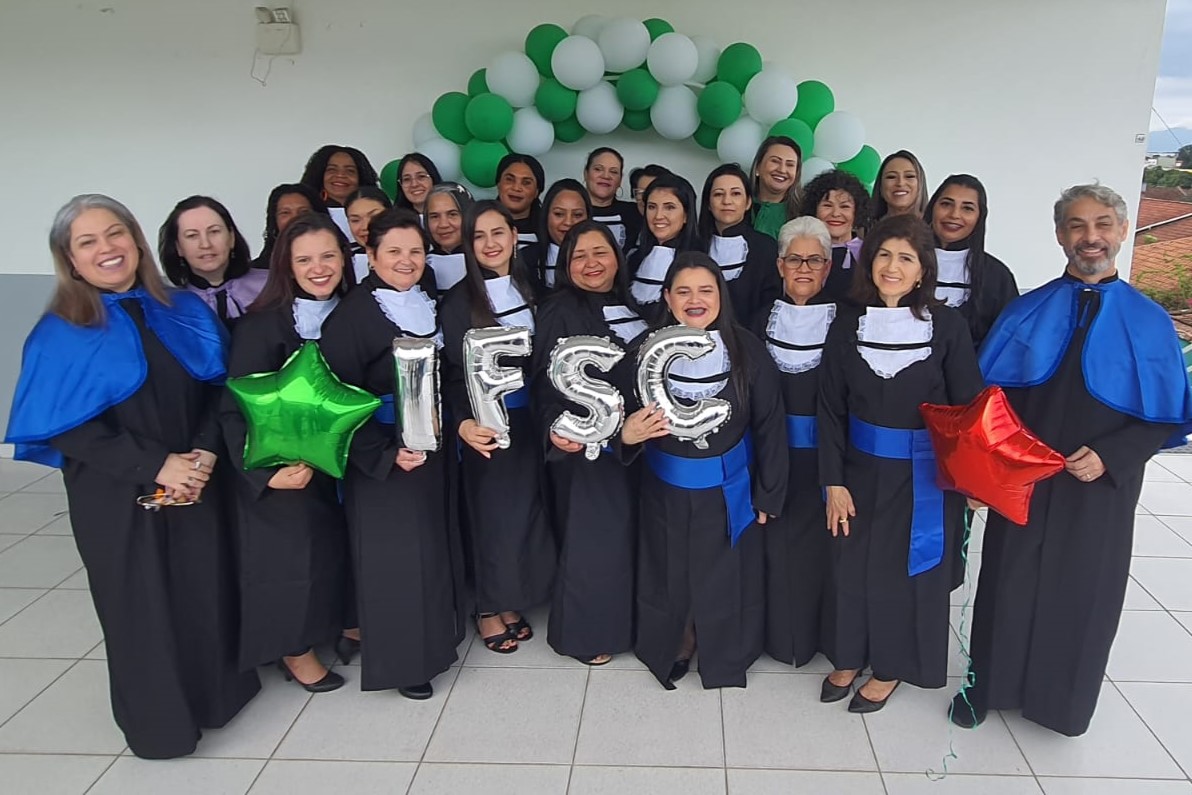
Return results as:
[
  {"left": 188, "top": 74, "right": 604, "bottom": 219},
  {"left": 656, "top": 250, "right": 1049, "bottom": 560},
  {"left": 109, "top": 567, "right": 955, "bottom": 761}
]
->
[{"left": 919, "top": 386, "right": 1066, "bottom": 526}]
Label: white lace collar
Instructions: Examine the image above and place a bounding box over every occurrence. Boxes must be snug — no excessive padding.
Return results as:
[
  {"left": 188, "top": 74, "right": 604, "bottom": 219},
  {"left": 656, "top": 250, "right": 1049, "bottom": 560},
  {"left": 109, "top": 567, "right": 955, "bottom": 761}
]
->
[
  {"left": 426, "top": 252, "right": 467, "bottom": 292},
  {"left": 372, "top": 285, "right": 442, "bottom": 347},
  {"left": 541, "top": 243, "right": 560, "bottom": 288},
  {"left": 857, "top": 307, "right": 933, "bottom": 379},
  {"left": 765, "top": 300, "right": 836, "bottom": 374},
  {"left": 935, "top": 248, "right": 971, "bottom": 308},
  {"left": 631, "top": 246, "right": 676, "bottom": 305},
  {"left": 485, "top": 275, "right": 535, "bottom": 333},
  {"left": 602, "top": 304, "right": 649, "bottom": 345},
  {"left": 709, "top": 235, "right": 749, "bottom": 281},
  {"left": 668, "top": 328, "right": 730, "bottom": 400},
  {"left": 292, "top": 296, "right": 340, "bottom": 340}
]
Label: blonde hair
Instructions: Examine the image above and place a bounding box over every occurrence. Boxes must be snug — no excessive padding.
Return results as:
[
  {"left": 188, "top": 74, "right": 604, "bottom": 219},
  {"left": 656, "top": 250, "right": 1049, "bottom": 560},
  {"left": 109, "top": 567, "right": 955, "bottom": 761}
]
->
[{"left": 48, "top": 194, "right": 171, "bottom": 326}]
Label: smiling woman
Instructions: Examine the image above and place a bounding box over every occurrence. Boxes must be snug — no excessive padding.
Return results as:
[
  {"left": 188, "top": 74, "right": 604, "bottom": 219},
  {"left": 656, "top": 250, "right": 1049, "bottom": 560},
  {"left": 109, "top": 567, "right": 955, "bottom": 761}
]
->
[
  {"left": 698, "top": 164, "right": 781, "bottom": 320},
  {"left": 749, "top": 136, "right": 804, "bottom": 240},
  {"left": 627, "top": 173, "right": 702, "bottom": 321}
]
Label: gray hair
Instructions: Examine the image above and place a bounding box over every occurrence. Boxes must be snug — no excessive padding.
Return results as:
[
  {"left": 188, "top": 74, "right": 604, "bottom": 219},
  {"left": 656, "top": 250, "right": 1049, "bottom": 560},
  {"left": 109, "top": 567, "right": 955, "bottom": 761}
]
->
[
  {"left": 49, "top": 193, "right": 140, "bottom": 256},
  {"left": 777, "top": 216, "right": 832, "bottom": 258},
  {"left": 424, "top": 181, "right": 474, "bottom": 213},
  {"left": 1053, "top": 183, "right": 1128, "bottom": 227}
]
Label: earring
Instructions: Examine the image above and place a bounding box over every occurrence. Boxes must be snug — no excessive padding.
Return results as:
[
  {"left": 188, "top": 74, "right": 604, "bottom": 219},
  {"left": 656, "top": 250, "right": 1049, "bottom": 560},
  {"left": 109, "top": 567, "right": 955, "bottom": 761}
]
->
[
  {"left": 70, "top": 268, "right": 83, "bottom": 281},
  {"left": 915, "top": 281, "right": 921, "bottom": 288}
]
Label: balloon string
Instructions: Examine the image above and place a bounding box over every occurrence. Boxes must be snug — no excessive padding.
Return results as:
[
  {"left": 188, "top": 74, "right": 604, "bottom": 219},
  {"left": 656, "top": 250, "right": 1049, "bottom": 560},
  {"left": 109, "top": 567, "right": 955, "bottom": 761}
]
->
[{"left": 927, "top": 508, "right": 976, "bottom": 782}]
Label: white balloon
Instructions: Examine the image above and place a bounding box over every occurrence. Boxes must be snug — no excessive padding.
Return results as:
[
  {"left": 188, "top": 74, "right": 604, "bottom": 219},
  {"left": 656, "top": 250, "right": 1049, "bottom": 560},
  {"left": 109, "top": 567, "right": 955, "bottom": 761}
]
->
[
  {"left": 800, "top": 157, "right": 834, "bottom": 186},
  {"left": 690, "top": 35, "right": 720, "bottom": 84},
  {"left": 576, "top": 82, "right": 624, "bottom": 135},
  {"left": 419, "top": 137, "right": 461, "bottom": 182},
  {"left": 572, "top": 14, "right": 608, "bottom": 40},
  {"left": 646, "top": 32, "right": 699, "bottom": 87},
  {"left": 650, "top": 85, "right": 700, "bottom": 140},
  {"left": 814, "top": 111, "right": 866, "bottom": 163},
  {"left": 744, "top": 68, "right": 799, "bottom": 125},
  {"left": 412, "top": 112, "right": 437, "bottom": 147},
  {"left": 552, "top": 35, "right": 606, "bottom": 91},
  {"left": 507, "top": 108, "right": 555, "bottom": 156},
  {"left": 716, "top": 117, "right": 767, "bottom": 166},
  {"left": 597, "top": 17, "right": 650, "bottom": 73},
  {"left": 486, "top": 51, "right": 540, "bottom": 108}
]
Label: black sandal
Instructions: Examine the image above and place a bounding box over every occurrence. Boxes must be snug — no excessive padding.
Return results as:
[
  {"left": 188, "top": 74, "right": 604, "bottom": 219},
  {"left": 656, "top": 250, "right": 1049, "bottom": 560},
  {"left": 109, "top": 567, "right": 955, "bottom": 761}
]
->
[
  {"left": 504, "top": 615, "right": 533, "bottom": 642},
  {"left": 476, "top": 613, "right": 519, "bottom": 654}
]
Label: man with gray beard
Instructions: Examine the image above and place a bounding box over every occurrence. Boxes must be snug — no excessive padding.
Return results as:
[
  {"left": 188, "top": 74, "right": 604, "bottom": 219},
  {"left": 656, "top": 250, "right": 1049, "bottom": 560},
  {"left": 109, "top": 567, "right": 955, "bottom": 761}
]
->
[{"left": 950, "top": 184, "right": 1192, "bottom": 736}]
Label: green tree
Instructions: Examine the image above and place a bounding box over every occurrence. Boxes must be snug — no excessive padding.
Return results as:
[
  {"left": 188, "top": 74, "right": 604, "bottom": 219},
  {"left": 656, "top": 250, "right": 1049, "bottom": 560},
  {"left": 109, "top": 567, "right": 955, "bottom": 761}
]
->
[
  {"left": 1159, "top": 170, "right": 1192, "bottom": 188},
  {"left": 1178, "top": 144, "right": 1192, "bottom": 168}
]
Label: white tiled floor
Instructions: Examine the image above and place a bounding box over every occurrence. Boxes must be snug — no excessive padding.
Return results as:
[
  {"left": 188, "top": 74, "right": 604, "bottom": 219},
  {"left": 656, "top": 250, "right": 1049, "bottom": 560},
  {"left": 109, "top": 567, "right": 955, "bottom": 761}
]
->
[{"left": 3, "top": 457, "right": 1192, "bottom": 794}]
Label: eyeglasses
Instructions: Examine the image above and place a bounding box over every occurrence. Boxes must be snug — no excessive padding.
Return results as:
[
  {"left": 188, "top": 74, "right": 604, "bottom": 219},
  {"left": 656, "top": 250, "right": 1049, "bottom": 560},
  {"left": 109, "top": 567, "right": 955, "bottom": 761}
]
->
[
  {"left": 781, "top": 254, "right": 828, "bottom": 270},
  {"left": 400, "top": 172, "right": 432, "bottom": 185}
]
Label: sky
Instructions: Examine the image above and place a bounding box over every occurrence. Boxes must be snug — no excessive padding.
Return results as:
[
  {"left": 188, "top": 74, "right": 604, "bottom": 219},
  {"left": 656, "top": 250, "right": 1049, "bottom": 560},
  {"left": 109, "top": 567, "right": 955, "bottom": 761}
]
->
[{"left": 1153, "top": 0, "right": 1192, "bottom": 145}]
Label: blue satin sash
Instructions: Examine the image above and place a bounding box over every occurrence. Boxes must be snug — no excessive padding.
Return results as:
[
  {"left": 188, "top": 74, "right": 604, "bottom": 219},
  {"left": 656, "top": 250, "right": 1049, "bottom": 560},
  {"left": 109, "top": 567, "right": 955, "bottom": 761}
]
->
[
  {"left": 785, "top": 414, "right": 818, "bottom": 449},
  {"left": 374, "top": 394, "right": 396, "bottom": 425},
  {"left": 644, "top": 433, "right": 755, "bottom": 546}
]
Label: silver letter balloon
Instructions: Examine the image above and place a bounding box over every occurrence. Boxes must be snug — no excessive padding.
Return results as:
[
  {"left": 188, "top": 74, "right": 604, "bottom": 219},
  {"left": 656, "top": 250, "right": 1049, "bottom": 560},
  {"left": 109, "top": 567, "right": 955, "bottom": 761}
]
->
[
  {"left": 547, "top": 335, "right": 626, "bottom": 461},
  {"left": 636, "top": 325, "right": 732, "bottom": 450},
  {"left": 392, "top": 337, "right": 441, "bottom": 453},
  {"left": 462, "top": 325, "right": 532, "bottom": 449}
]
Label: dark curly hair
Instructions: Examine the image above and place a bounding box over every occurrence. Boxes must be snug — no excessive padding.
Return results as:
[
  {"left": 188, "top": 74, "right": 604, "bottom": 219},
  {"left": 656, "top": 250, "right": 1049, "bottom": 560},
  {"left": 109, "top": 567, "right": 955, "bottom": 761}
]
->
[
  {"left": 800, "top": 169, "right": 872, "bottom": 234},
  {"left": 298, "top": 144, "right": 379, "bottom": 206}
]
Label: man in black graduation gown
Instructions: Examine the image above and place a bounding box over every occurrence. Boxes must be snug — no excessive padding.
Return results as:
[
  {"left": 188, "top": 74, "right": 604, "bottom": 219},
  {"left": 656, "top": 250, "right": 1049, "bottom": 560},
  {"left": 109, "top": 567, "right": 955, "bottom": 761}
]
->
[{"left": 953, "top": 184, "right": 1192, "bottom": 736}]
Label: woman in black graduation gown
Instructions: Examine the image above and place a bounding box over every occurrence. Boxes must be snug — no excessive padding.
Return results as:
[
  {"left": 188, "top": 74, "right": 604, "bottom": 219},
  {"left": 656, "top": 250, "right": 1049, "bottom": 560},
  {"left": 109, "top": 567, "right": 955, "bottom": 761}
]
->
[
  {"left": 393, "top": 152, "right": 442, "bottom": 215},
  {"left": 802, "top": 170, "right": 871, "bottom": 304},
  {"left": 818, "top": 214, "right": 984, "bottom": 712},
  {"left": 159, "top": 195, "right": 268, "bottom": 327},
  {"left": 583, "top": 147, "right": 641, "bottom": 251},
  {"left": 299, "top": 144, "right": 379, "bottom": 209},
  {"left": 5, "top": 194, "right": 259, "bottom": 758},
  {"left": 496, "top": 153, "right": 545, "bottom": 250},
  {"left": 441, "top": 200, "right": 556, "bottom": 653},
  {"left": 926, "top": 174, "right": 1019, "bottom": 346},
  {"left": 627, "top": 173, "right": 703, "bottom": 324},
  {"left": 251, "top": 183, "right": 330, "bottom": 270},
  {"left": 698, "top": 164, "right": 782, "bottom": 321},
  {"left": 624, "top": 252, "right": 788, "bottom": 690},
  {"left": 521, "top": 179, "right": 591, "bottom": 290},
  {"left": 345, "top": 187, "right": 393, "bottom": 283},
  {"left": 222, "top": 214, "right": 354, "bottom": 693},
  {"left": 320, "top": 209, "right": 463, "bottom": 699},
  {"left": 753, "top": 217, "right": 838, "bottom": 668},
  {"left": 423, "top": 182, "right": 474, "bottom": 293},
  {"left": 532, "top": 220, "right": 649, "bottom": 666}
]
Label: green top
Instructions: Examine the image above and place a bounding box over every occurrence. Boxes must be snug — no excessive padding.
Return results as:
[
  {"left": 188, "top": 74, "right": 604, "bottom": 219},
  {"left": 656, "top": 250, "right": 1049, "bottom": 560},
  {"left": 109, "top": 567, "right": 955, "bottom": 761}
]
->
[{"left": 752, "top": 201, "right": 788, "bottom": 240}]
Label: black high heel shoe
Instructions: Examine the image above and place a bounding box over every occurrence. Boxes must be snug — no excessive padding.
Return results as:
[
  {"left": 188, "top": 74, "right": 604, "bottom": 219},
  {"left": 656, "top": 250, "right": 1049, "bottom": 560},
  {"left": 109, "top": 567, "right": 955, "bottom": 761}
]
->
[
  {"left": 820, "top": 668, "right": 863, "bottom": 703},
  {"left": 948, "top": 691, "right": 986, "bottom": 728},
  {"left": 277, "top": 659, "right": 345, "bottom": 693},
  {"left": 847, "top": 679, "right": 900, "bottom": 713},
  {"left": 335, "top": 635, "right": 360, "bottom": 665},
  {"left": 398, "top": 682, "right": 434, "bottom": 700},
  {"left": 663, "top": 658, "right": 691, "bottom": 690}
]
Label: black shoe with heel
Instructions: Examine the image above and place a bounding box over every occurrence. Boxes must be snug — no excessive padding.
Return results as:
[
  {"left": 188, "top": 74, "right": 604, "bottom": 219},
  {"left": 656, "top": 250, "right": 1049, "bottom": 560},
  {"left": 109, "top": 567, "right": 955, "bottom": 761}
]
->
[
  {"left": 820, "top": 668, "right": 863, "bottom": 703},
  {"left": 848, "top": 679, "right": 900, "bottom": 713},
  {"left": 948, "top": 691, "right": 987, "bottom": 728},
  {"left": 276, "top": 659, "right": 345, "bottom": 693},
  {"left": 335, "top": 635, "right": 360, "bottom": 665},
  {"left": 398, "top": 682, "right": 434, "bottom": 700}
]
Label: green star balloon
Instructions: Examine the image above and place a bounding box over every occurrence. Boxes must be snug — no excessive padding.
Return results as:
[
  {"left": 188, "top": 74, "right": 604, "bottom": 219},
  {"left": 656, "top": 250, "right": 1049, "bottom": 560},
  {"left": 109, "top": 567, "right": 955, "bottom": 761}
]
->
[{"left": 226, "top": 341, "right": 381, "bottom": 479}]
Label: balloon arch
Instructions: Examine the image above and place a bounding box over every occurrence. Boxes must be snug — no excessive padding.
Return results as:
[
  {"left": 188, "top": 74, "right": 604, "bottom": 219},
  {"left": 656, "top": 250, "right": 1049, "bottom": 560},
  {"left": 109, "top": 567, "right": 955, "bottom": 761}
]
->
[{"left": 380, "top": 15, "right": 881, "bottom": 197}]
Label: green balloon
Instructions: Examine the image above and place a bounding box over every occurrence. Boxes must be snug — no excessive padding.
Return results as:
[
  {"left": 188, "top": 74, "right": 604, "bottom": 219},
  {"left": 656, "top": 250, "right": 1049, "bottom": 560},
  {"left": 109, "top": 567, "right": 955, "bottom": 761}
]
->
[
  {"left": 616, "top": 68, "right": 660, "bottom": 112},
  {"left": 791, "top": 80, "right": 835, "bottom": 128},
  {"left": 468, "top": 68, "right": 489, "bottom": 97},
  {"left": 535, "top": 77, "right": 578, "bottom": 123},
  {"left": 460, "top": 140, "right": 509, "bottom": 188},
  {"left": 432, "top": 92, "right": 471, "bottom": 145},
  {"left": 379, "top": 159, "right": 401, "bottom": 202},
  {"left": 554, "top": 115, "right": 586, "bottom": 144},
  {"left": 838, "top": 145, "right": 882, "bottom": 184},
  {"left": 697, "top": 81, "right": 742, "bottom": 129},
  {"left": 465, "top": 93, "right": 514, "bottom": 143},
  {"left": 716, "top": 42, "right": 763, "bottom": 93},
  {"left": 693, "top": 123, "right": 720, "bottom": 150},
  {"left": 622, "top": 108, "right": 652, "bottom": 131},
  {"left": 769, "top": 117, "right": 815, "bottom": 158},
  {"left": 525, "top": 23, "right": 568, "bottom": 77},
  {"left": 643, "top": 18, "right": 674, "bottom": 41}
]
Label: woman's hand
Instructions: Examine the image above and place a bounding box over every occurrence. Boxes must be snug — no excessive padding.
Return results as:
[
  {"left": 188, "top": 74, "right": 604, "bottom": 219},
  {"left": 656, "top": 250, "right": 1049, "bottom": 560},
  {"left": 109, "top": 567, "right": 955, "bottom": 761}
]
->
[
  {"left": 156, "top": 452, "right": 209, "bottom": 501},
  {"left": 268, "top": 463, "right": 313, "bottom": 490},
  {"left": 826, "top": 485, "right": 856, "bottom": 537},
  {"left": 395, "top": 448, "right": 428, "bottom": 472},
  {"left": 459, "top": 419, "right": 500, "bottom": 459},
  {"left": 757, "top": 512, "right": 770, "bottom": 525},
  {"left": 550, "top": 432, "right": 584, "bottom": 454},
  {"left": 966, "top": 497, "right": 987, "bottom": 511},
  {"left": 621, "top": 403, "right": 670, "bottom": 445}
]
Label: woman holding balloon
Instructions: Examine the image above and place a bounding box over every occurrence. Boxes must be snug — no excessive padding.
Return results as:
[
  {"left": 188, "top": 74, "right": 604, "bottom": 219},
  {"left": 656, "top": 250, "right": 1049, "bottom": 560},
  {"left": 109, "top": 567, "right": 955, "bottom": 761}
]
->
[
  {"left": 625, "top": 252, "right": 788, "bottom": 690},
  {"left": 440, "top": 200, "right": 556, "bottom": 654},
  {"left": 320, "top": 209, "right": 463, "bottom": 699},
  {"left": 533, "top": 220, "right": 649, "bottom": 665}
]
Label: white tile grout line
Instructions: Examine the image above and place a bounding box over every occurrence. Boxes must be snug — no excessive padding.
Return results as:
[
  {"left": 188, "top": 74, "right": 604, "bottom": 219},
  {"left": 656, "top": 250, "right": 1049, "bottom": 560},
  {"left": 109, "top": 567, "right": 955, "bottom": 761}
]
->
[
  {"left": 563, "top": 662, "right": 592, "bottom": 795},
  {"left": 1108, "top": 677, "right": 1192, "bottom": 782},
  {"left": 80, "top": 754, "right": 122, "bottom": 795}
]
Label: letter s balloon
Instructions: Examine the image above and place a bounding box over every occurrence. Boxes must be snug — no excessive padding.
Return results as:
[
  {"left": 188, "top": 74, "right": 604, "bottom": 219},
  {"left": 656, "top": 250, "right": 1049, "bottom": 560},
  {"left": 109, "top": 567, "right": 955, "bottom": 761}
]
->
[{"left": 547, "top": 335, "right": 626, "bottom": 460}]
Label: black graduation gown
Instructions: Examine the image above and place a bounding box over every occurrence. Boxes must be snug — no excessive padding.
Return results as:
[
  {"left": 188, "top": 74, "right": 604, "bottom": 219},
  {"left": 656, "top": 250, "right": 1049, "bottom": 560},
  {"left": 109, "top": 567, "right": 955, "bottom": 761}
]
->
[
  {"left": 817, "top": 304, "right": 983, "bottom": 687},
  {"left": 824, "top": 246, "right": 859, "bottom": 304},
  {"left": 439, "top": 278, "right": 556, "bottom": 614},
  {"left": 50, "top": 299, "right": 260, "bottom": 759},
  {"left": 591, "top": 199, "right": 642, "bottom": 252},
  {"left": 532, "top": 289, "right": 642, "bottom": 659},
  {"left": 631, "top": 329, "right": 789, "bottom": 688},
  {"left": 752, "top": 297, "right": 835, "bottom": 666},
  {"left": 513, "top": 213, "right": 539, "bottom": 250},
  {"left": 709, "top": 223, "right": 782, "bottom": 323},
  {"left": 319, "top": 276, "right": 463, "bottom": 690},
  {"left": 966, "top": 278, "right": 1177, "bottom": 736},
  {"left": 954, "top": 253, "right": 1019, "bottom": 347},
  {"left": 220, "top": 305, "right": 347, "bottom": 669}
]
